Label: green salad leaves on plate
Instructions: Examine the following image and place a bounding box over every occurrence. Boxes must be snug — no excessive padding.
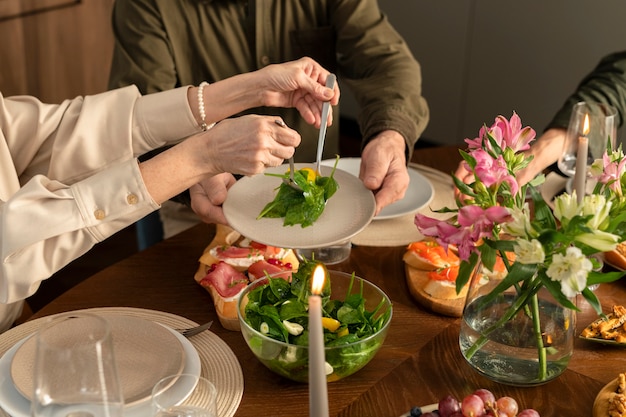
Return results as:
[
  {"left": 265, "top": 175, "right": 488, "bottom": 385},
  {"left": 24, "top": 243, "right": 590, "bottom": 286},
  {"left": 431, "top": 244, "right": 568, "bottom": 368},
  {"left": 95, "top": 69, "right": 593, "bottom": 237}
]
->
[
  {"left": 242, "top": 259, "right": 392, "bottom": 382},
  {"left": 256, "top": 157, "right": 340, "bottom": 227}
]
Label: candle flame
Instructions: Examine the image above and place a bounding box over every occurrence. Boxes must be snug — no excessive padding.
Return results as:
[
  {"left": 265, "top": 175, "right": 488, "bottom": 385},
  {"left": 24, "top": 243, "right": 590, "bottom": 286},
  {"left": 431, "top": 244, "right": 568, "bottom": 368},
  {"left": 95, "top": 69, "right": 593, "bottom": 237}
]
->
[
  {"left": 583, "top": 114, "right": 590, "bottom": 136},
  {"left": 311, "top": 265, "right": 326, "bottom": 295}
]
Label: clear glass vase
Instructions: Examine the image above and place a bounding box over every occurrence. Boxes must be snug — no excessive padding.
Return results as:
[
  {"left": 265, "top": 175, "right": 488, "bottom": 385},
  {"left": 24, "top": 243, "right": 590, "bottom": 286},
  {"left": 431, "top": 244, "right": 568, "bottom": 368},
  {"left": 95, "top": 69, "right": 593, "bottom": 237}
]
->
[{"left": 459, "top": 264, "right": 575, "bottom": 386}]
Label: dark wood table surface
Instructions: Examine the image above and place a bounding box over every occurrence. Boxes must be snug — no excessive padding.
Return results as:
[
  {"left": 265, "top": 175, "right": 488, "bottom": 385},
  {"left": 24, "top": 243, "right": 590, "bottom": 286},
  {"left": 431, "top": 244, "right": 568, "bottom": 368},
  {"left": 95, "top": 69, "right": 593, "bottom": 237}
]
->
[{"left": 31, "top": 146, "right": 626, "bottom": 417}]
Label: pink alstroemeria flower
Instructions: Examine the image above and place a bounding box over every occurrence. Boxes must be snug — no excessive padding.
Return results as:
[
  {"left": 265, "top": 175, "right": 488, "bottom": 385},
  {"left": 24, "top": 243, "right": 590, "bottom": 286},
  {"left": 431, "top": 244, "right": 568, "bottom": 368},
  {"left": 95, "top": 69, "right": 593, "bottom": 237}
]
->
[
  {"left": 415, "top": 213, "right": 476, "bottom": 260},
  {"left": 472, "top": 149, "right": 519, "bottom": 195},
  {"left": 596, "top": 152, "right": 626, "bottom": 195},
  {"left": 464, "top": 112, "right": 535, "bottom": 154},
  {"left": 458, "top": 205, "right": 512, "bottom": 238},
  {"left": 493, "top": 112, "right": 535, "bottom": 152},
  {"left": 415, "top": 206, "right": 511, "bottom": 262}
]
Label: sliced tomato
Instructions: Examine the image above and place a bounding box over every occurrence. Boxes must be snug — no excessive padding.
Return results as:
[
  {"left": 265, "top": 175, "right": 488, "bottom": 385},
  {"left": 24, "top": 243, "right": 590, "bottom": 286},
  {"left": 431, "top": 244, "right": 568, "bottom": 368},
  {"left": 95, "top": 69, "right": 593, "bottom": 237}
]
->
[
  {"left": 248, "top": 259, "right": 293, "bottom": 282},
  {"left": 199, "top": 261, "right": 249, "bottom": 298},
  {"left": 491, "top": 251, "right": 517, "bottom": 273},
  {"left": 428, "top": 265, "right": 459, "bottom": 282},
  {"left": 407, "top": 241, "right": 459, "bottom": 268},
  {"left": 249, "top": 241, "right": 283, "bottom": 258}
]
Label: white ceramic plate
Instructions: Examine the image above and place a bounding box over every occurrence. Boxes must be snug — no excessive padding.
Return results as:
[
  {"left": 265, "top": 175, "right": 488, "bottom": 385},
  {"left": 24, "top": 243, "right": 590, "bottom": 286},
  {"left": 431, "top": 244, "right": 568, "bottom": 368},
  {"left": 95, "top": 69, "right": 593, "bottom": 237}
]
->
[
  {"left": 223, "top": 163, "right": 376, "bottom": 249},
  {"left": 11, "top": 315, "right": 186, "bottom": 406},
  {"left": 321, "top": 158, "right": 434, "bottom": 220},
  {"left": 0, "top": 324, "right": 200, "bottom": 417}
]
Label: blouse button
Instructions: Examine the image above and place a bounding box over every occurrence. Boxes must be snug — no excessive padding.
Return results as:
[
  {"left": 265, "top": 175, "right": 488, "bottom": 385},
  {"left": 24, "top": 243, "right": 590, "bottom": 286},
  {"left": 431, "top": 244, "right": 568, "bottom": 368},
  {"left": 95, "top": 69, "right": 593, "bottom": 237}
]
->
[
  {"left": 260, "top": 55, "right": 270, "bottom": 66},
  {"left": 126, "top": 193, "right": 139, "bottom": 205},
  {"left": 93, "top": 209, "right": 106, "bottom": 220}
]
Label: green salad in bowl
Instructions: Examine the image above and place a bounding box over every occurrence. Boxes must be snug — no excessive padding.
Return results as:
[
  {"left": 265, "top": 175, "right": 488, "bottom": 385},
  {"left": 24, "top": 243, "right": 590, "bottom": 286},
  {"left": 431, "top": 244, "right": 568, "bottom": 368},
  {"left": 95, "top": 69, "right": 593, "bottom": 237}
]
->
[{"left": 237, "top": 259, "right": 392, "bottom": 382}]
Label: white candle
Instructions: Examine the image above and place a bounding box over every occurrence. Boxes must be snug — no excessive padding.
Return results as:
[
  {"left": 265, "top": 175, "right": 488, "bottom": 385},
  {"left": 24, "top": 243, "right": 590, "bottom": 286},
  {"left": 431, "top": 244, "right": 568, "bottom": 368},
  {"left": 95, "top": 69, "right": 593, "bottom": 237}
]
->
[
  {"left": 309, "top": 265, "right": 329, "bottom": 417},
  {"left": 573, "top": 114, "right": 590, "bottom": 203}
]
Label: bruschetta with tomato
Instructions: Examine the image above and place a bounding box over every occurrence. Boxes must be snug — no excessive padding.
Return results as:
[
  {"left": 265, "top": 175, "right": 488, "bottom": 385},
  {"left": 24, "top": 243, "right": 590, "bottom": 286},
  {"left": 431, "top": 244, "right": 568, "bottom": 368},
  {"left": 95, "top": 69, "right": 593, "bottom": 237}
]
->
[
  {"left": 194, "top": 224, "right": 299, "bottom": 330},
  {"left": 403, "top": 239, "right": 511, "bottom": 317}
]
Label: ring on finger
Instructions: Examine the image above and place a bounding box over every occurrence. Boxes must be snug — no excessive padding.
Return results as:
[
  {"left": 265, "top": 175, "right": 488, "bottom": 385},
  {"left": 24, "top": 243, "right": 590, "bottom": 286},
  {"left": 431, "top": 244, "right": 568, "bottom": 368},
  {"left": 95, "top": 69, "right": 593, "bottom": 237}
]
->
[{"left": 274, "top": 119, "right": 286, "bottom": 128}]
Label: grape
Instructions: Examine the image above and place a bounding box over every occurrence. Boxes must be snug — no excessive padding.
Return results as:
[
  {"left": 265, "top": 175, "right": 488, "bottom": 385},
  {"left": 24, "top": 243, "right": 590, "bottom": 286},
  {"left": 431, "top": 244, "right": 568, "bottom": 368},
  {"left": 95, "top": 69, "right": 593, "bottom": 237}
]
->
[
  {"left": 420, "top": 388, "right": 540, "bottom": 417},
  {"left": 517, "top": 410, "right": 540, "bottom": 417},
  {"left": 472, "top": 389, "right": 495, "bottom": 408},
  {"left": 461, "top": 394, "right": 484, "bottom": 417},
  {"left": 438, "top": 395, "right": 461, "bottom": 417},
  {"left": 409, "top": 406, "right": 423, "bottom": 417},
  {"left": 496, "top": 396, "right": 518, "bottom": 416}
]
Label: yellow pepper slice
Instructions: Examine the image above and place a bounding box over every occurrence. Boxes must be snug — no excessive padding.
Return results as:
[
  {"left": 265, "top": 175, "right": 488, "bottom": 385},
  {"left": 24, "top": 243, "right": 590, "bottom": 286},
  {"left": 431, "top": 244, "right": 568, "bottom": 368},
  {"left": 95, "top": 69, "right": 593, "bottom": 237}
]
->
[
  {"left": 336, "top": 327, "right": 349, "bottom": 338},
  {"left": 321, "top": 317, "right": 341, "bottom": 332},
  {"left": 300, "top": 168, "right": 317, "bottom": 183}
]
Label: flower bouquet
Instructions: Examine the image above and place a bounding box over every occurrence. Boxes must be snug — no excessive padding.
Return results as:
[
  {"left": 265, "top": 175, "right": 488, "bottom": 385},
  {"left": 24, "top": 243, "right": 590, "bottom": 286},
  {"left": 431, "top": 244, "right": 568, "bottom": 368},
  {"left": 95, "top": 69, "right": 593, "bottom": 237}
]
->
[{"left": 415, "top": 113, "right": 626, "bottom": 385}]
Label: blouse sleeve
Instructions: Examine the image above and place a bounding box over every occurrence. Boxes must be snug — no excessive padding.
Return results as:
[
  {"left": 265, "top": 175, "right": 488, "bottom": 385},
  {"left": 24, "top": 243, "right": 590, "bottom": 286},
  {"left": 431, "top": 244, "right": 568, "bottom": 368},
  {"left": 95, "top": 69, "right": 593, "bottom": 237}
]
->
[{"left": 0, "top": 85, "right": 199, "bottom": 303}]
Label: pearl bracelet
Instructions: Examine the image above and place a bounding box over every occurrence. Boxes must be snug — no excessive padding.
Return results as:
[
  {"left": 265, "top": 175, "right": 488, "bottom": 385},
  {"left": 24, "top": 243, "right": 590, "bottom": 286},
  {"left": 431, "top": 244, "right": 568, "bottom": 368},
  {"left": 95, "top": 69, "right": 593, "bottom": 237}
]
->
[{"left": 197, "top": 81, "right": 215, "bottom": 131}]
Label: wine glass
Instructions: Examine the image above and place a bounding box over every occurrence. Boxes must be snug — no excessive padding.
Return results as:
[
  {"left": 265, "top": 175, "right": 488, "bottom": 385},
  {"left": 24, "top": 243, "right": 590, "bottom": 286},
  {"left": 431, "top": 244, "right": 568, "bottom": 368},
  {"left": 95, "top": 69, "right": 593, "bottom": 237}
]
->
[
  {"left": 31, "top": 312, "right": 124, "bottom": 417},
  {"left": 151, "top": 374, "right": 217, "bottom": 417},
  {"left": 558, "top": 101, "right": 618, "bottom": 195}
]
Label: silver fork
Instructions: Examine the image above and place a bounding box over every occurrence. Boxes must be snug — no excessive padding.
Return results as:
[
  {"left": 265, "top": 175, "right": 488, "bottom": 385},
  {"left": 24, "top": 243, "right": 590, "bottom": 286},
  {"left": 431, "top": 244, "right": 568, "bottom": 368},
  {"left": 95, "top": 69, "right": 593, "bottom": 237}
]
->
[{"left": 175, "top": 320, "right": 213, "bottom": 338}]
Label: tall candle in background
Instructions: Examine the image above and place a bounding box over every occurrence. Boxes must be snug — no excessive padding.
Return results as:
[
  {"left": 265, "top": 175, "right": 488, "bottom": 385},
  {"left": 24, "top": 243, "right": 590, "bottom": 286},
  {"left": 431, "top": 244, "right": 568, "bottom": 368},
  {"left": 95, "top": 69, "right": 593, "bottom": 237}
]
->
[
  {"left": 309, "top": 265, "right": 329, "bottom": 417},
  {"left": 573, "top": 113, "right": 590, "bottom": 203}
]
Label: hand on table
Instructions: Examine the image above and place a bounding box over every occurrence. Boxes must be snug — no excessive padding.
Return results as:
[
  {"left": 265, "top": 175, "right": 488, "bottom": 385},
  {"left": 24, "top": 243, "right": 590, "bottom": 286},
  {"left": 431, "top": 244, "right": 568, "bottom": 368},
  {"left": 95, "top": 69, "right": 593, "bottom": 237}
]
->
[{"left": 360, "top": 130, "right": 409, "bottom": 215}]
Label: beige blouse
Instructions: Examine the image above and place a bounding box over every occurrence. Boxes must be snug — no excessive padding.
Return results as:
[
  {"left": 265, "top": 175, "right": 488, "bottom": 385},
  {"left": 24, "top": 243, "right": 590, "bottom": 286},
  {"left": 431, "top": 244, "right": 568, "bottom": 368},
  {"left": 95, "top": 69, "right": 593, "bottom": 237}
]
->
[{"left": 0, "top": 85, "right": 200, "bottom": 329}]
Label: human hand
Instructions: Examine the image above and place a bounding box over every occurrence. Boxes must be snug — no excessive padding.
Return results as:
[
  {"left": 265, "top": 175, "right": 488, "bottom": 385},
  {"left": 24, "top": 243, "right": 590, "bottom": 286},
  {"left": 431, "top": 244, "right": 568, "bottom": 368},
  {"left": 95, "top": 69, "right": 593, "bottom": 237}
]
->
[
  {"left": 516, "top": 127, "right": 566, "bottom": 185},
  {"left": 359, "top": 130, "right": 409, "bottom": 215},
  {"left": 198, "top": 115, "right": 301, "bottom": 176},
  {"left": 258, "top": 57, "right": 340, "bottom": 128},
  {"left": 189, "top": 173, "right": 236, "bottom": 225}
]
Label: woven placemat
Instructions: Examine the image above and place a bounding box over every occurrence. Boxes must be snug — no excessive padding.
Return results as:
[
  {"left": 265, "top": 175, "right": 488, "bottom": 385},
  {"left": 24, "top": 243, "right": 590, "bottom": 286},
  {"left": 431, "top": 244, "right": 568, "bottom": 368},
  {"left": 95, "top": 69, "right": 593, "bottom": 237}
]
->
[
  {"left": 0, "top": 307, "right": 243, "bottom": 417},
  {"left": 351, "top": 163, "right": 456, "bottom": 247}
]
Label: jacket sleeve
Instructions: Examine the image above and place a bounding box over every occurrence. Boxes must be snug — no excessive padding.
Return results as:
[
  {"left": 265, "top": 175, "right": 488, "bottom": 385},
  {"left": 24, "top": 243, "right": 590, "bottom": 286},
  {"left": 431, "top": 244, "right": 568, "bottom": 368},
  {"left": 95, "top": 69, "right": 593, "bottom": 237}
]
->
[
  {"left": 108, "top": 0, "right": 179, "bottom": 93},
  {"left": 547, "top": 51, "right": 626, "bottom": 131},
  {"left": 0, "top": 86, "right": 198, "bottom": 303},
  {"left": 332, "top": 0, "right": 429, "bottom": 158}
]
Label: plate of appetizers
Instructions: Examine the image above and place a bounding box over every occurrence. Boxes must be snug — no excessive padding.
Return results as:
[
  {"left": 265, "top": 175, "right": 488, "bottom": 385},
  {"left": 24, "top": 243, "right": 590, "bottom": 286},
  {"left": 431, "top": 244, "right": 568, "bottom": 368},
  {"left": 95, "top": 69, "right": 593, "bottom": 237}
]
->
[{"left": 579, "top": 305, "right": 626, "bottom": 347}]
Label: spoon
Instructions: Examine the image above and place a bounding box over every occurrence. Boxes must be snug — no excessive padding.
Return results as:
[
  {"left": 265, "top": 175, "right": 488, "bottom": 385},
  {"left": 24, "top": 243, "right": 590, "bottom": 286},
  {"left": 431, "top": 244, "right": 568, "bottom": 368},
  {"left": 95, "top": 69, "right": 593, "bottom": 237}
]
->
[{"left": 315, "top": 73, "right": 337, "bottom": 174}]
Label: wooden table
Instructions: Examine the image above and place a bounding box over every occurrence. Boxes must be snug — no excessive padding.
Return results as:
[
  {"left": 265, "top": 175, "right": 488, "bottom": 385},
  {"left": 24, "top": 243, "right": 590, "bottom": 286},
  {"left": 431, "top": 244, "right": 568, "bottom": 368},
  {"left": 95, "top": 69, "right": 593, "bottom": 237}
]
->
[{"left": 31, "top": 146, "right": 626, "bottom": 417}]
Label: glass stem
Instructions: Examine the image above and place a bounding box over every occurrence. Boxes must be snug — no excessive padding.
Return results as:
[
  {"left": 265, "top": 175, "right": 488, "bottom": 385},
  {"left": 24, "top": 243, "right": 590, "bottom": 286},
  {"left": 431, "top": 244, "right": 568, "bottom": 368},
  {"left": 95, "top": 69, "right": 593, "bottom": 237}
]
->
[{"left": 530, "top": 293, "right": 547, "bottom": 380}]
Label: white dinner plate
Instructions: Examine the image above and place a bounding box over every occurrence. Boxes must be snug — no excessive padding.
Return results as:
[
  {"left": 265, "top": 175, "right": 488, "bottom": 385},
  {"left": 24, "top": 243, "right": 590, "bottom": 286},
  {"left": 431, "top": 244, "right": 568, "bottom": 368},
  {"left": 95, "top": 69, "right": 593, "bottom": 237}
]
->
[
  {"left": 224, "top": 163, "right": 376, "bottom": 249},
  {"left": 0, "top": 323, "right": 200, "bottom": 417},
  {"left": 321, "top": 158, "right": 434, "bottom": 220}
]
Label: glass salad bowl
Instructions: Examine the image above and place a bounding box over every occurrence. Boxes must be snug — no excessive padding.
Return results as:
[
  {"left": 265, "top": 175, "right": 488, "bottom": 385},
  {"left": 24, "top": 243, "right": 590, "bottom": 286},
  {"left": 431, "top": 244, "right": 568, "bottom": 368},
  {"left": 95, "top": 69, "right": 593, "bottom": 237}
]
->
[{"left": 237, "top": 267, "right": 392, "bottom": 383}]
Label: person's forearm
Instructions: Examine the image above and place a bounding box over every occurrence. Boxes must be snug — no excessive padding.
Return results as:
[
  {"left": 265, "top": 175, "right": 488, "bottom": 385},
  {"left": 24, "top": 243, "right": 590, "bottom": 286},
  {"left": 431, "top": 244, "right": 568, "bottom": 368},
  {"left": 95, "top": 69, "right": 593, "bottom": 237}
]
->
[
  {"left": 187, "top": 73, "right": 265, "bottom": 128},
  {"left": 518, "top": 128, "right": 566, "bottom": 184},
  {"left": 138, "top": 134, "right": 216, "bottom": 205}
]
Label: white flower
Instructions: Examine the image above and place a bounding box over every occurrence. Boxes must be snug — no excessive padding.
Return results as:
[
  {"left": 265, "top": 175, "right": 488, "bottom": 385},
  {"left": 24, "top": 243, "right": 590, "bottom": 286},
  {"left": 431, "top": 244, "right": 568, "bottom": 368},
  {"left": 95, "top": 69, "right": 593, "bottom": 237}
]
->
[
  {"left": 553, "top": 193, "right": 579, "bottom": 224},
  {"left": 575, "top": 231, "right": 619, "bottom": 253},
  {"left": 503, "top": 203, "right": 535, "bottom": 237},
  {"left": 546, "top": 246, "right": 592, "bottom": 297},
  {"left": 589, "top": 158, "right": 605, "bottom": 177},
  {"left": 514, "top": 239, "right": 545, "bottom": 264},
  {"left": 581, "top": 194, "right": 611, "bottom": 230}
]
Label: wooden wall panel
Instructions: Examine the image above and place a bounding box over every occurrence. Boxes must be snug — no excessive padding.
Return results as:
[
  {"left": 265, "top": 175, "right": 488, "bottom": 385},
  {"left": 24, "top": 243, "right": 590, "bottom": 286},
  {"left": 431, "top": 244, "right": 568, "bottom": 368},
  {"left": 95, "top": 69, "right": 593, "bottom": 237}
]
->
[{"left": 0, "top": 0, "right": 115, "bottom": 103}]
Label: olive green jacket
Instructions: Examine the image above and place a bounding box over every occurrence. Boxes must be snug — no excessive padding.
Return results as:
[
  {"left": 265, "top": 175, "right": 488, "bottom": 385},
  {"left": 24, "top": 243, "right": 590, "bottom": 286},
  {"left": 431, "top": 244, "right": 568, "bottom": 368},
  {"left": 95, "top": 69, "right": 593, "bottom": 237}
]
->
[
  {"left": 108, "top": 0, "right": 429, "bottom": 162},
  {"left": 547, "top": 51, "right": 626, "bottom": 132}
]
